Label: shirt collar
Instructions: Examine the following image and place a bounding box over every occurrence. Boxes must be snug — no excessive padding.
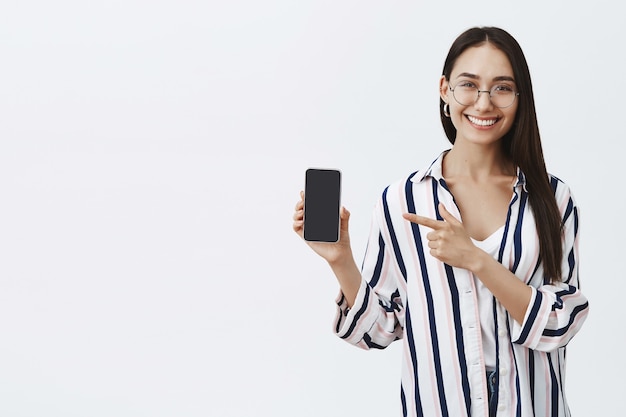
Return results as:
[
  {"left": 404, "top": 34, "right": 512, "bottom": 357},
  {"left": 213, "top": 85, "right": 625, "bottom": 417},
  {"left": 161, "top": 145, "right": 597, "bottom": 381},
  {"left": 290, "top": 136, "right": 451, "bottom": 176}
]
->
[
  {"left": 514, "top": 167, "right": 528, "bottom": 192},
  {"left": 411, "top": 149, "right": 529, "bottom": 192},
  {"left": 410, "top": 150, "right": 448, "bottom": 183}
]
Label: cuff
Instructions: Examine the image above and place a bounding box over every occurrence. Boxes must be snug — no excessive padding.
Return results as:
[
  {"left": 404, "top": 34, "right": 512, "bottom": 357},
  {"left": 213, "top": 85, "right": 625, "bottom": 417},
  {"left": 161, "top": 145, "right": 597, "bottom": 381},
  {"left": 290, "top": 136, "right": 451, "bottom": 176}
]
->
[
  {"left": 510, "top": 286, "right": 553, "bottom": 349},
  {"left": 333, "top": 279, "right": 379, "bottom": 343}
]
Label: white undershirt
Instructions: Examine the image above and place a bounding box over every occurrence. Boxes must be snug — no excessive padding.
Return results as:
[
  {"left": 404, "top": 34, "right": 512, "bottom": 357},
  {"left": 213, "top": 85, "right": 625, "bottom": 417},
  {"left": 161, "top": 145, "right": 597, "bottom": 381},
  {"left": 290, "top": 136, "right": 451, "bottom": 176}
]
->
[{"left": 471, "top": 225, "right": 505, "bottom": 372}]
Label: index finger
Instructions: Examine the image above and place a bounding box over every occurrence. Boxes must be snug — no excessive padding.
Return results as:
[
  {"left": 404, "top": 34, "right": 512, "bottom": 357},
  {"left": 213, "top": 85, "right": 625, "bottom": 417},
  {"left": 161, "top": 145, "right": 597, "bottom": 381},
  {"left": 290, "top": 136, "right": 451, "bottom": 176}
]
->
[{"left": 402, "top": 213, "right": 443, "bottom": 230}]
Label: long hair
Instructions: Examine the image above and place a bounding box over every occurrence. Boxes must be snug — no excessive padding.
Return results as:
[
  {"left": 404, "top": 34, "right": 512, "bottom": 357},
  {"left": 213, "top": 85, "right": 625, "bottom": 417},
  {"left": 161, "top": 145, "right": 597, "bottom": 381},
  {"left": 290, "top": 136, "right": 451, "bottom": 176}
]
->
[{"left": 440, "top": 27, "right": 563, "bottom": 284}]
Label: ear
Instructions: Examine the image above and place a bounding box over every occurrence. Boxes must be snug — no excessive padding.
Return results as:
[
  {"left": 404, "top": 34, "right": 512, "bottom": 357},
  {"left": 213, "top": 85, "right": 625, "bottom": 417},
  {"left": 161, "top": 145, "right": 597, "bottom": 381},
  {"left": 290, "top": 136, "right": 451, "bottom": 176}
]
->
[{"left": 439, "top": 75, "right": 450, "bottom": 104}]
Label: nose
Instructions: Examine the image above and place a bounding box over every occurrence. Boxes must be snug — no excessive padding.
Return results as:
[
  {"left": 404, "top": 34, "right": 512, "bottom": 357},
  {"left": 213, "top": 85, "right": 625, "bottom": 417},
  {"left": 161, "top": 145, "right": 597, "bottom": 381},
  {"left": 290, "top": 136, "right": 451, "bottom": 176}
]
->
[{"left": 474, "top": 90, "right": 493, "bottom": 111}]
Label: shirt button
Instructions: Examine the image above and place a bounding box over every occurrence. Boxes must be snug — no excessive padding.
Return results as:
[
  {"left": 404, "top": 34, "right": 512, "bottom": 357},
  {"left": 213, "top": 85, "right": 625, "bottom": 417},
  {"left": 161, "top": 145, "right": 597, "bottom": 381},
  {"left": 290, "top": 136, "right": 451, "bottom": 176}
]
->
[
  {"left": 498, "top": 404, "right": 505, "bottom": 411},
  {"left": 500, "top": 368, "right": 508, "bottom": 376},
  {"left": 498, "top": 329, "right": 507, "bottom": 337}
]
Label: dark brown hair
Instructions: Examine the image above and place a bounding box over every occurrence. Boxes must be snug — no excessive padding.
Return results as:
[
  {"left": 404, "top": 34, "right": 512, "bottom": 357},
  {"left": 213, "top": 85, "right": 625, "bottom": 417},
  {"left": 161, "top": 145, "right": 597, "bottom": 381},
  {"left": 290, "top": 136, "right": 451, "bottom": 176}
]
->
[{"left": 440, "top": 27, "right": 563, "bottom": 284}]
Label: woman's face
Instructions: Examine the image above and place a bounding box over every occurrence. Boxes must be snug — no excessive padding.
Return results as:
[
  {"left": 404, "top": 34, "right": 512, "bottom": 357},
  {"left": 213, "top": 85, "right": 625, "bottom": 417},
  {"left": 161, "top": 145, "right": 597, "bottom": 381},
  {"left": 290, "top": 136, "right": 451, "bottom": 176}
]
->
[{"left": 440, "top": 43, "right": 519, "bottom": 147}]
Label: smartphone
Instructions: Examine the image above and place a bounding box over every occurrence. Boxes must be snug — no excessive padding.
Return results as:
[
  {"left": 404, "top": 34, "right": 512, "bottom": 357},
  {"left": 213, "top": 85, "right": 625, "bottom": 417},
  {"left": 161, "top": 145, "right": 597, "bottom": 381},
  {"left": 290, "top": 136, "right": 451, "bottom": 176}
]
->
[{"left": 304, "top": 168, "right": 342, "bottom": 243}]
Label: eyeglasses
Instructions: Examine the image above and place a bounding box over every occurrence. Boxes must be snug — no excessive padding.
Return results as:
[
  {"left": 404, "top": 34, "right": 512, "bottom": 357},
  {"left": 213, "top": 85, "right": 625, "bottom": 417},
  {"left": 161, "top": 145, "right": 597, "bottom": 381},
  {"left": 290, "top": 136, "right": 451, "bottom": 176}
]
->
[{"left": 449, "top": 81, "right": 519, "bottom": 108}]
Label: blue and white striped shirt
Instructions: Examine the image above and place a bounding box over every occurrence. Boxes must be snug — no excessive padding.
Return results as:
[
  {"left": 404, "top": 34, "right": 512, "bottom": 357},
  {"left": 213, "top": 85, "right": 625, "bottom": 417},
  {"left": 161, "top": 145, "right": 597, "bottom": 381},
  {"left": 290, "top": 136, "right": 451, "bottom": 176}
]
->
[{"left": 334, "top": 151, "right": 589, "bottom": 417}]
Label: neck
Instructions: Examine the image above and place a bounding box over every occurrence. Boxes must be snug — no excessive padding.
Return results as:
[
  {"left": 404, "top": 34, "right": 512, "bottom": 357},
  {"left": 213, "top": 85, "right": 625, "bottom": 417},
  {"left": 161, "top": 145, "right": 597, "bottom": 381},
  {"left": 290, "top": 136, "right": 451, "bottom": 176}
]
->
[{"left": 444, "top": 141, "right": 514, "bottom": 180}]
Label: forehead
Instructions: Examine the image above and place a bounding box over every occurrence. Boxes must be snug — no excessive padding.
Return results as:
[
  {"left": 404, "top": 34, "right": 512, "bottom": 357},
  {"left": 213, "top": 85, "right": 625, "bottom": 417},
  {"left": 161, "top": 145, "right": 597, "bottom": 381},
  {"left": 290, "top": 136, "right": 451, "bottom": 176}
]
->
[{"left": 450, "top": 43, "right": 514, "bottom": 80}]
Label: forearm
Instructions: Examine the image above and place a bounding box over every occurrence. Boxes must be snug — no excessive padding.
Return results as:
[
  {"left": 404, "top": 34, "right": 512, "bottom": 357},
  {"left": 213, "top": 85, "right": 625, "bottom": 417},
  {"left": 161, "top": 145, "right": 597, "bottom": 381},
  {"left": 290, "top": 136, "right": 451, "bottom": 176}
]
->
[
  {"left": 469, "top": 249, "right": 532, "bottom": 325},
  {"left": 328, "top": 255, "right": 362, "bottom": 308}
]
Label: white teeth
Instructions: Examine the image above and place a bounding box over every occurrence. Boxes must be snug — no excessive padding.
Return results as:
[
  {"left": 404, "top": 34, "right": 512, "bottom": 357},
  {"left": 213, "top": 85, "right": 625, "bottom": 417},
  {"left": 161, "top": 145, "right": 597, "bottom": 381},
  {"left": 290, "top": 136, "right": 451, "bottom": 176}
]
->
[{"left": 467, "top": 115, "right": 497, "bottom": 126}]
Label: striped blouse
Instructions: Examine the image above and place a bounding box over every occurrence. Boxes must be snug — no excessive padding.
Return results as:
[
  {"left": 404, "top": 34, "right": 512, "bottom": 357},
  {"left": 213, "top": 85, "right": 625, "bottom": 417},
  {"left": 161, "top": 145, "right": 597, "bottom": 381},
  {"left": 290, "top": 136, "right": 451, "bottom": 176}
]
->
[{"left": 334, "top": 151, "right": 589, "bottom": 417}]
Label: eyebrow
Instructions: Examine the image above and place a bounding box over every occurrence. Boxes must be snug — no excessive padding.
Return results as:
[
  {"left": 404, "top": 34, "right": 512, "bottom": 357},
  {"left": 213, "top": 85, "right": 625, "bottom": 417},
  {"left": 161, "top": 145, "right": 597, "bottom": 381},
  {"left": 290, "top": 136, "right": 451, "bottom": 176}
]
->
[{"left": 455, "top": 72, "right": 516, "bottom": 82}]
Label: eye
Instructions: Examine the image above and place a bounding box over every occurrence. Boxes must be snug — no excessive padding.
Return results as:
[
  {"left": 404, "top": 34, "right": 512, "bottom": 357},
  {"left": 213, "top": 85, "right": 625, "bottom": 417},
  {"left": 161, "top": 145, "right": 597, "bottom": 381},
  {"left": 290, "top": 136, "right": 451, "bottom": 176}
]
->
[
  {"left": 455, "top": 80, "right": 477, "bottom": 89},
  {"left": 493, "top": 84, "right": 514, "bottom": 93}
]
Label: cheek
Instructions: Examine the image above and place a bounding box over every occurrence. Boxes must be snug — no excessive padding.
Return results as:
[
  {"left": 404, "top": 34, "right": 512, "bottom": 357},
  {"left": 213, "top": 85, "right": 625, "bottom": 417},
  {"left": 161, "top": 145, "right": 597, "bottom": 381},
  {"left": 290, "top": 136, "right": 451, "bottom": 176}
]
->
[
  {"left": 503, "top": 107, "right": 519, "bottom": 129},
  {"left": 449, "top": 105, "right": 466, "bottom": 124},
  {"left": 452, "top": 113, "right": 465, "bottom": 128}
]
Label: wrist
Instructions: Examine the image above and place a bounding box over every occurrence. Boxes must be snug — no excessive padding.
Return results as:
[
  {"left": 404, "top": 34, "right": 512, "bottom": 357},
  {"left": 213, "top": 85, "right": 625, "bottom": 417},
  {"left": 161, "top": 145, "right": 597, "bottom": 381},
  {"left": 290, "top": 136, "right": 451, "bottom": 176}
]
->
[
  {"left": 328, "top": 252, "right": 355, "bottom": 271},
  {"left": 467, "top": 247, "right": 491, "bottom": 275}
]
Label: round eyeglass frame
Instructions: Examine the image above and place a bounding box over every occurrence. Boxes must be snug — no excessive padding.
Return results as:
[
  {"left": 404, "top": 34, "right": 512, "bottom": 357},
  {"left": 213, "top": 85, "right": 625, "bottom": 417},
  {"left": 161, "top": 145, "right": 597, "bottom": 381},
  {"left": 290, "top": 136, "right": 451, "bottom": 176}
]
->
[{"left": 449, "top": 82, "right": 520, "bottom": 109}]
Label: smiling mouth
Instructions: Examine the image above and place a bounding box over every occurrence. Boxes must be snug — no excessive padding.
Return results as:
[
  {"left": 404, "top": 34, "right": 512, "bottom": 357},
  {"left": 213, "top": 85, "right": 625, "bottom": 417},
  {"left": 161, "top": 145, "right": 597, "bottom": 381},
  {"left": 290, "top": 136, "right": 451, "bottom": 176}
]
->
[{"left": 466, "top": 115, "right": 499, "bottom": 127}]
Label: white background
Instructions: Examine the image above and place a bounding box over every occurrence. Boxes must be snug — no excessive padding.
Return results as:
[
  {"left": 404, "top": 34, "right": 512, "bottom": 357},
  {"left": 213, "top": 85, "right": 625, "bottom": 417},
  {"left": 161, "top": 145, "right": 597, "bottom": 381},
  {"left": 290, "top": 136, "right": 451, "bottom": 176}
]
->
[{"left": 0, "top": 1, "right": 622, "bottom": 416}]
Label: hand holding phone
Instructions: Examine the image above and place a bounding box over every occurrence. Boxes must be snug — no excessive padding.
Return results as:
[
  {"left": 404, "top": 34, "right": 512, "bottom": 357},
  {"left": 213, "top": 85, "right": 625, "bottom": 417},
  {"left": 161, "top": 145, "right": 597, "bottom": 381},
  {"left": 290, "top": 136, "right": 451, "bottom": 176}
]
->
[{"left": 303, "top": 168, "right": 342, "bottom": 243}]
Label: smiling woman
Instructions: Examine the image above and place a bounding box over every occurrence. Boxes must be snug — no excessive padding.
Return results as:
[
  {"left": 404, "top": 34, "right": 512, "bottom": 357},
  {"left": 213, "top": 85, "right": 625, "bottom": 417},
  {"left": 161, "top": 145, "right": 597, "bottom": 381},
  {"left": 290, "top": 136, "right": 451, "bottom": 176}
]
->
[{"left": 292, "top": 26, "right": 589, "bottom": 417}]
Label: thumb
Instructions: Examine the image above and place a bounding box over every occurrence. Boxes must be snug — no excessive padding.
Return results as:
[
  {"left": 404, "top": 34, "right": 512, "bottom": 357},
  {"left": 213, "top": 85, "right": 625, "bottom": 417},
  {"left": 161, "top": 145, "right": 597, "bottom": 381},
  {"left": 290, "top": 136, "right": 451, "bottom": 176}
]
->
[
  {"left": 340, "top": 207, "right": 350, "bottom": 230},
  {"left": 438, "top": 203, "right": 461, "bottom": 225}
]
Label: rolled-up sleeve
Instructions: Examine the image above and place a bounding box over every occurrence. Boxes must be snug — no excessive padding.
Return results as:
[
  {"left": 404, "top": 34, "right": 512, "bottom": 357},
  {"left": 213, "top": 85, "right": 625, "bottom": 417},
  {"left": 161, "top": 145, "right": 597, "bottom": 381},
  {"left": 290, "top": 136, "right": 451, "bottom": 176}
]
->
[{"left": 511, "top": 191, "right": 589, "bottom": 351}]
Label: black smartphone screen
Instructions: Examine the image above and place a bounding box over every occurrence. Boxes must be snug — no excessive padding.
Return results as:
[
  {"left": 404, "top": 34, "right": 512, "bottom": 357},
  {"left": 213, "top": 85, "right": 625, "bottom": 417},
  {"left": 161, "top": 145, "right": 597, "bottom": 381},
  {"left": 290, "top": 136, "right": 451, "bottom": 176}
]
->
[{"left": 304, "top": 168, "right": 341, "bottom": 242}]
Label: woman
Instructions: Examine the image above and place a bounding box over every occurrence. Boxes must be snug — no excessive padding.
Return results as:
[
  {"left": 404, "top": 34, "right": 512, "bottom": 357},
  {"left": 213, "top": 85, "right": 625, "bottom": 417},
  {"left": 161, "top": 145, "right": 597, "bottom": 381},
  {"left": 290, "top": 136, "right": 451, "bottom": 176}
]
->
[{"left": 292, "top": 26, "right": 588, "bottom": 417}]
